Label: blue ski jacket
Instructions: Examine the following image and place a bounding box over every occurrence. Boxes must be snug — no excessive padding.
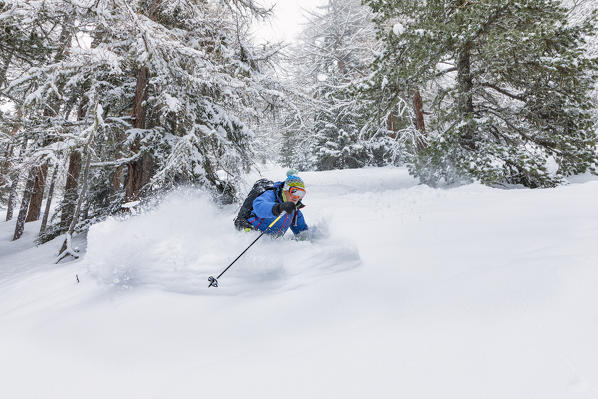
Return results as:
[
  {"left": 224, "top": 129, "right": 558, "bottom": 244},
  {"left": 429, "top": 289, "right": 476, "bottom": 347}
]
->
[{"left": 248, "top": 181, "right": 308, "bottom": 236}]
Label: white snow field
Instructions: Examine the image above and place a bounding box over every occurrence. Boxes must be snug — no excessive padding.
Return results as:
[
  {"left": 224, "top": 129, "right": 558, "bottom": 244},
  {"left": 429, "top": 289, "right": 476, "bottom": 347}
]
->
[{"left": 1, "top": 166, "right": 597, "bottom": 399}]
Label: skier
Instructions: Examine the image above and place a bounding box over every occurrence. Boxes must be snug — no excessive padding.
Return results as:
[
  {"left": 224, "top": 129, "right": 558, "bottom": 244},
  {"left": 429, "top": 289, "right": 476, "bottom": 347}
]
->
[{"left": 234, "top": 174, "right": 310, "bottom": 240}]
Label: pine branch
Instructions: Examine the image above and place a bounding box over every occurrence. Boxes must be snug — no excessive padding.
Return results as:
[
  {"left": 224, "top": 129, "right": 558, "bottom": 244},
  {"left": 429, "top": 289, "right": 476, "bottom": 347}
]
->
[{"left": 480, "top": 83, "right": 526, "bottom": 102}]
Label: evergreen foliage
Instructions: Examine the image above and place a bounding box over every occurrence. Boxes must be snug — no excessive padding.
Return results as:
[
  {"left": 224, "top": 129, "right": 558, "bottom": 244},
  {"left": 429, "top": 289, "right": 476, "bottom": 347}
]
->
[
  {"left": 1, "top": 0, "right": 285, "bottom": 241},
  {"left": 283, "top": 0, "right": 412, "bottom": 171},
  {"left": 366, "top": 0, "right": 598, "bottom": 187},
  {"left": 306, "top": 0, "right": 373, "bottom": 170},
  {"left": 2, "top": 0, "right": 598, "bottom": 246}
]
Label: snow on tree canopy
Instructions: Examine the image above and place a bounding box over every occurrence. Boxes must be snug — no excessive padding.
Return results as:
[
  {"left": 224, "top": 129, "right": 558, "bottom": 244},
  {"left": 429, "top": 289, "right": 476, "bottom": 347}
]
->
[{"left": 393, "top": 23, "right": 405, "bottom": 35}]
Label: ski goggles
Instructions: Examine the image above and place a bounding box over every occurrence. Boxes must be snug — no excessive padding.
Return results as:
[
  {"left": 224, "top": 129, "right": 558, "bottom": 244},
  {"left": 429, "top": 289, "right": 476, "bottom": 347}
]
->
[{"left": 288, "top": 186, "right": 306, "bottom": 200}]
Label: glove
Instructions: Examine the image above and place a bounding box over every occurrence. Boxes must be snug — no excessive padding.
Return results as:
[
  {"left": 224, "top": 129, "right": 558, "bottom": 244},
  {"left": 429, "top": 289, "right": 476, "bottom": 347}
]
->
[{"left": 272, "top": 201, "right": 296, "bottom": 216}]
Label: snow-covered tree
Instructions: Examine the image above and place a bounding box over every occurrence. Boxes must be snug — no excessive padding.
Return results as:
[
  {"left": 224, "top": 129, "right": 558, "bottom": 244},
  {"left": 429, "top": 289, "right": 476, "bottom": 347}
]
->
[
  {"left": 1, "top": 0, "right": 287, "bottom": 241},
  {"left": 280, "top": 0, "right": 398, "bottom": 171},
  {"left": 306, "top": 0, "right": 374, "bottom": 170},
  {"left": 566, "top": 0, "right": 598, "bottom": 145},
  {"left": 367, "top": 0, "right": 598, "bottom": 187}
]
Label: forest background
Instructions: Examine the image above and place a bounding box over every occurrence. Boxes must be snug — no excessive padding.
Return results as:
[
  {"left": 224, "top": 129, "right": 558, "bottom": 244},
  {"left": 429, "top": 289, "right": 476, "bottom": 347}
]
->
[{"left": 1, "top": 0, "right": 597, "bottom": 256}]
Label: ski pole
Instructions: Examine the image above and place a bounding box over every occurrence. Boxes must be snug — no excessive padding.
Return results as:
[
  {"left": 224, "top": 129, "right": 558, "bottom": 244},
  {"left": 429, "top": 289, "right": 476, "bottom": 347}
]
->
[{"left": 208, "top": 212, "right": 285, "bottom": 288}]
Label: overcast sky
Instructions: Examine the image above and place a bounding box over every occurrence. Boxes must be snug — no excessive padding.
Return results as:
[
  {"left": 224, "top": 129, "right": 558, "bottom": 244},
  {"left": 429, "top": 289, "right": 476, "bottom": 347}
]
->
[{"left": 251, "top": 0, "right": 327, "bottom": 43}]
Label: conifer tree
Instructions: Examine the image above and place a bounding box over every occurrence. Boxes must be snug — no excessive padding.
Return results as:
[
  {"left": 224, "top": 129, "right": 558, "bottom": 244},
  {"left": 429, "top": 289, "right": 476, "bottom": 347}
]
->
[
  {"left": 284, "top": 0, "right": 415, "bottom": 171},
  {"left": 2, "top": 0, "right": 286, "bottom": 240},
  {"left": 366, "top": 0, "right": 598, "bottom": 187},
  {"left": 308, "top": 0, "right": 373, "bottom": 170},
  {"left": 299, "top": 0, "right": 378, "bottom": 170}
]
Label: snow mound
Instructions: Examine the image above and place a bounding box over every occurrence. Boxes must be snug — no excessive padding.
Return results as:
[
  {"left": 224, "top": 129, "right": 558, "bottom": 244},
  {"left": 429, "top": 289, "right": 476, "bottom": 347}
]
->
[{"left": 84, "top": 189, "right": 360, "bottom": 294}]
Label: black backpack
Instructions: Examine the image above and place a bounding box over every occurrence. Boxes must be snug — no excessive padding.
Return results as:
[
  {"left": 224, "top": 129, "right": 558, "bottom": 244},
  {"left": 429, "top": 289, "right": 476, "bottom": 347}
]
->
[{"left": 234, "top": 178, "right": 275, "bottom": 230}]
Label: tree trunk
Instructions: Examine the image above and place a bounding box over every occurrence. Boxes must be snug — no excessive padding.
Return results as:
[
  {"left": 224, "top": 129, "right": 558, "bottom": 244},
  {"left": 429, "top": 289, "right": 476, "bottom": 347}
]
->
[
  {"left": 5, "top": 172, "right": 20, "bottom": 221},
  {"left": 58, "top": 153, "right": 91, "bottom": 257},
  {"left": 5, "top": 143, "right": 25, "bottom": 221},
  {"left": 387, "top": 112, "right": 398, "bottom": 139},
  {"left": 413, "top": 90, "right": 427, "bottom": 152},
  {"left": 57, "top": 104, "right": 101, "bottom": 260},
  {"left": 25, "top": 163, "right": 48, "bottom": 222},
  {"left": 387, "top": 112, "right": 394, "bottom": 132},
  {"left": 61, "top": 150, "right": 82, "bottom": 230},
  {"left": 457, "top": 44, "right": 475, "bottom": 149},
  {"left": 1, "top": 109, "right": 22, "bottom": 190},
  {"left": 457, "top": 47, "right": 474, "bottom": 115},
  {"left": 1, "top": 144, "right": 14, "bottom": 190},
  {"left": 39, "top": 165, "right": 58, "bottom": 235},
  {"left": 61, "top": 97, "right": 88, "bottom": 229},
  {"left": 112, "top": 164, "right": 124, "bottom": 191},
  {"left": 413, "top": 90, "right": 425, "bottom": 133},
  {"left": 111, "top": 131, "right": 126, "bottom": 191},
  {"left": 141, "top": 152, "right": 154, "bottom": 189},
  {"left": 125, "top": 66, "right": 150, "bottom": 202},
  {"left": 123, "top": 1, "right": 159, "bottom": 200},
  {"left": 25, "top": 24, "right": 74, "bottom": 224},
  {"left": 13, "top": 169, "right": 36, "bottom": 240},
  {"left": 0, "top": 48, "right": 14, "bottom": 88},
  {"left": 338, "top": 59, "right": 346, "bottom": 75}
]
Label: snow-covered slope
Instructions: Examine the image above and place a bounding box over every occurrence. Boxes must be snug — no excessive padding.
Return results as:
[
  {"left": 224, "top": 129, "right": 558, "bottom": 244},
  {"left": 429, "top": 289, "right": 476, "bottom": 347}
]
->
[{"left": 1, "top": 166, "right": 597, "bottom": 399}]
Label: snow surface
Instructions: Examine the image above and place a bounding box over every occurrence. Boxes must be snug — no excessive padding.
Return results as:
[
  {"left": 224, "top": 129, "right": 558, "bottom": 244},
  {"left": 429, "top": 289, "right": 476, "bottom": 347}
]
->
[{"left": 1, "top": 166, "right": 598, "bottom": 399}]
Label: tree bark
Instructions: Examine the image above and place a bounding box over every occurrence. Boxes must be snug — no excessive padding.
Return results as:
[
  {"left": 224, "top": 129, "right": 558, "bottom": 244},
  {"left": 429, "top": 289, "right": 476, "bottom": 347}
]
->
[
  {"left": 0, "top": 143, "right": 12, "bottom": 188},
  {"left": 387, "top": 112, "right": 394, "bottom": 132},
  {"left": 457, "top": 47, "right": 474, "bottom": 115},
  {"left": 58, "top": 153, "right": 91, "bottom": 258},
  {"left": 61, "top": 97, "right": 88, "bottom": 229},
  {"left": 39, "top": 165, "right": 58, "bottom": 235},
  {"left": 0, "top": 48, "right": 14, "bottom": 89},
  {"left": 413, "top": 90, "right": 427, "bottom": 152},
  {"left": 25, "top": 163, "right": 48, "bottom": 222},
  {"left": 124, "top": 0, "right": 162, "bottom": 199},
  {"left": 125, "top": 66, "right": 150, "bottom": 202},
  {"left": 1, "top": 109, "right": 22, "bottom": 190},
  {"left": 457, "top": 44, "right": 475, "bottom": 149},
  {"left": 5, "top": 172, "right": 19, "bottom": 221},
  {"left": 338, "top": 59, "right": 346, "bottom": 75},
  {"left": 12, "top": 169, "right": 36, "bottom": 240},
  {"left": 61, "top": 150, "right": 82, "bottom": 229},
  {"left": 141, "top": 152, "right": 154, "bottom": 188},
  {"left": 387, "top": 112, "right": 398, "bottom": 139},
  {"left": 57, "top": 104, "right": 101, "bottom": 260},
  {"left": 413, "top": 90, "right": 425, "bottom": 133},
  {"left": 5, "top": 143, "right": 25, "bottom": 221},
  {"left": 111, "top": 131, "right": 126, "bottom": 191},
  {"left": 112, "top": 164, "right": 124, "bottom": 191},
  {"left": 25, "top": 23, "right": 74, "bottom": 223}
]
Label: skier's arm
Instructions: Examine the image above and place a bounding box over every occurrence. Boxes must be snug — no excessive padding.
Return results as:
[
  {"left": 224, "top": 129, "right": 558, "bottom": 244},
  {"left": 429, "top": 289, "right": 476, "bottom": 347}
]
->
[{"left": 252, "top": 191, "right": 277, "bottom": 218}]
